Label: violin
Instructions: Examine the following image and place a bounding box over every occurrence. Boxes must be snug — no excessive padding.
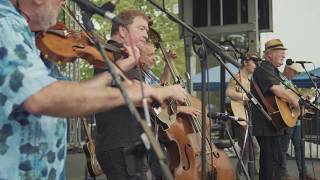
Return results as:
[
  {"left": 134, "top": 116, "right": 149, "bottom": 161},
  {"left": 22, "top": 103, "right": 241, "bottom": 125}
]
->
[{"left": 36, "top": 22, "right": 128, "bottom": 69}]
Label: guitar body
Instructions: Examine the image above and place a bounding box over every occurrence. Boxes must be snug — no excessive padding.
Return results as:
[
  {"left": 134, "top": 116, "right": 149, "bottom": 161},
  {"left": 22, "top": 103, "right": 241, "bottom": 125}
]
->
[
  {"left": 82, "top": 141, "right": 103, "bottom": 177},
  {"left": 230, "top": 100, "right": 248, "bottom": 126},
  {"left": 160, "top": 95, "right": 235, "bottom": 180},
  {"left": 265, "top": 96, "right": 299, "bottom": 129}
]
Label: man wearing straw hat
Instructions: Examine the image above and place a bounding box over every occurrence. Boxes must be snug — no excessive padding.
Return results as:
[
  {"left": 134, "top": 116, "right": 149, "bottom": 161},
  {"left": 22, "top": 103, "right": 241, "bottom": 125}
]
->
[{"left": 250, "top": 39, "right": 300, "bottom": 180}]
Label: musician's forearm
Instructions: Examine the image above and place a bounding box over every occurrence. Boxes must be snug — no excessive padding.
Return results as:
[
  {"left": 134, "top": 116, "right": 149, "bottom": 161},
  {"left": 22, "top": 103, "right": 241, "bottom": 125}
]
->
[
  {"left": 270, "top": 85, "right": 299, "bottom": 103},
  {"left": 160, "top": 66, "right": 172, "bottom": 83},
  {"left": 227, "top": 93, "right": 247, "bottom": 101},
  {"left": 226, "top": 87, "right": 248, "bottom": 101},
  {"left": 23, "top": 81, "right": 124, "bottom": 117},
  {"left": 81, "top": 72, "right": 113, "bottom": 88}
]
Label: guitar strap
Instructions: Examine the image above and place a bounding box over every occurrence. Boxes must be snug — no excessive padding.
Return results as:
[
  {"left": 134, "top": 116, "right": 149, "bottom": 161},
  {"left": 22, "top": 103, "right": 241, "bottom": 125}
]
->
[
  {"left": 82, "top": 117, "right": 94, "bottom": 143},
  {"left": 251, "top": 77, "right": 277, "bottom": 114},
  {"left": 81, "top": 116, "right": 103, "bottom": 177}
]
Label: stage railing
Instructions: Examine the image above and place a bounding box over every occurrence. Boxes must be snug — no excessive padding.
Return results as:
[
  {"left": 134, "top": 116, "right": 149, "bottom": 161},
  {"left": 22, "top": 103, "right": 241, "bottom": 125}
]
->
[{"left": 288, "top": 111, "right": 320, "bottom": 160}]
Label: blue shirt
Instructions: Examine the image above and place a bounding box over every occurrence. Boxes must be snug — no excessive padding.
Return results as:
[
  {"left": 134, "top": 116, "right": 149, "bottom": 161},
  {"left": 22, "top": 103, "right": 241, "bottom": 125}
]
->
[
  {"left": 0, "top": 1, "right": 67, "bottom": 179},
  {"left": 143, "top": 69, "right": 160, "bottom": 85}
]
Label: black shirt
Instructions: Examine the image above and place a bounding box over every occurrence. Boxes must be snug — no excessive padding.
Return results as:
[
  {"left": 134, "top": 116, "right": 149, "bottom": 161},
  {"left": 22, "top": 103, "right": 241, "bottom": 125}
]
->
[
  {"left": 251, "top": 60, "right": 284, "bottom": 136},
  {"left": 94, "top": 40, "right": 145, "bottom": 152}
]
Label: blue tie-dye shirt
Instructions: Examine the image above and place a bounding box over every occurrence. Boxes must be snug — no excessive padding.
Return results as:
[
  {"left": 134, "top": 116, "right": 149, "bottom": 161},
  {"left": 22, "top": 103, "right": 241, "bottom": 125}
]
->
[
  {"left": 143, "top": 69, "right": 160, "bottom": 85},
  {"left": 0, "top": 1, "right": 67, "bottom": 179}
]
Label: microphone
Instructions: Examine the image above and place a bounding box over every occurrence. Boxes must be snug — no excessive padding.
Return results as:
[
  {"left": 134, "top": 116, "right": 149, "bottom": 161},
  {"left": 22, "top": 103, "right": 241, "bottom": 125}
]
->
[
  {"left": 286, "top": 58, "right": 312, "bottom": 65},
  {"left": 81, "top": 0, "right": 118, "bottom": 30},
  {"left": 71, "top": 0, "right": 127, "bottom": 25},
  {"left": 218, "top": 41, "right": 231, "bottom": 51},
  {"left": 207, "top": 112, "right": 246, "bottom": 122},
  {"left": 100, "top": 0, "right": 118, "bottom": 12}
]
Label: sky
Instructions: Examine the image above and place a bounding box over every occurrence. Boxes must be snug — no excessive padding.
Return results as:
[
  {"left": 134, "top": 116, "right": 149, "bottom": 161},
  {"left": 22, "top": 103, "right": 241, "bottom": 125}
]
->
[{"left": 260, "top": 0, "right": 320, "bottom": 71}]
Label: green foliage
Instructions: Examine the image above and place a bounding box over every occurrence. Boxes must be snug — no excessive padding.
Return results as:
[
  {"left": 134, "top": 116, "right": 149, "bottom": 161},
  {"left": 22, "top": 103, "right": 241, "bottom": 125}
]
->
[
  {"left": 140, "top": 0, "right": 186, "bottom": 77},
  {"left": 90, "top": 0, "right": 185, "bottom": 78}
]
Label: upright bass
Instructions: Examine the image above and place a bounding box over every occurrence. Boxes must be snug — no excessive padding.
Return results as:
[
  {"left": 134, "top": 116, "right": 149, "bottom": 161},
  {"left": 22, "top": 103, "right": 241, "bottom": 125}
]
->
[{"left": 148, "top": 28, "right": 235, "bottom": 180}]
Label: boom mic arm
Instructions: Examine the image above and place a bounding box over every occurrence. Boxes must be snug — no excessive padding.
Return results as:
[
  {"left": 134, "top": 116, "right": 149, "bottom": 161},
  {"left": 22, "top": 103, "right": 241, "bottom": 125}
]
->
[{"left": 71, "top": 0, "right": 127, "bottom": 25}]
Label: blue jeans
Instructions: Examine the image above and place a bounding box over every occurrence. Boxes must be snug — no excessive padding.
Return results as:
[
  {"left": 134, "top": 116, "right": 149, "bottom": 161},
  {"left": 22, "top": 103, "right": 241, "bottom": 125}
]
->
[{"left": 279, "top": 125, "right": 307, "bottom": 177}]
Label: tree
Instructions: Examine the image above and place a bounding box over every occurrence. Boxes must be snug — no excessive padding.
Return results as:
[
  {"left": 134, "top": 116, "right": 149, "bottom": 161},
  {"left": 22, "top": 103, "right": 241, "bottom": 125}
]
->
[
  {"left": 92, "top": 0, "right": 186, "bottom": 78},
  {"left": 56, "top": 0, "right": 185, "bottom": 82}
]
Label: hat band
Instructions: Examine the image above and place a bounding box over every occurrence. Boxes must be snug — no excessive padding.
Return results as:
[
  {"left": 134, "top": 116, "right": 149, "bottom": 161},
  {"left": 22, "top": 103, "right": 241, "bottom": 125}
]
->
[{"left": 266, "top": 44, "right": 285, "bottom": 50}]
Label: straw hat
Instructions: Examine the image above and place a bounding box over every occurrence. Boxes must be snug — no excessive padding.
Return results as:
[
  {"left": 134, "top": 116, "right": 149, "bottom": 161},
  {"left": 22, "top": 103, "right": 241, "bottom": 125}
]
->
[
  {"left": 286, "top": 63, "right": 303, "bottom": 73},
  {"left": 264, "top": 39, "right": 287, "bottom": 52}
]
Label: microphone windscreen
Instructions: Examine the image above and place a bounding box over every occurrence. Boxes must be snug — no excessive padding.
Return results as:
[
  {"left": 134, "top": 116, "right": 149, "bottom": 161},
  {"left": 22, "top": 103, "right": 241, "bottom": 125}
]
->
[
  {"left": 286, "top": 59, "right": 294, "bottom": 65},
  {"left": 101, "top": 1, "right": 116, "bottom": 12}
]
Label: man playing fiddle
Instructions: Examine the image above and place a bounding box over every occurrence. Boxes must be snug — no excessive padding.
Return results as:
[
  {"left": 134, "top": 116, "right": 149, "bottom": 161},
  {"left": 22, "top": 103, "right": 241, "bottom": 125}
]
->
[
  {"left": 93, "top": 10, "right": 188, "bottom": 180},
  {"left": 0, "top": 1, "right": 179, "bottom": 179}
]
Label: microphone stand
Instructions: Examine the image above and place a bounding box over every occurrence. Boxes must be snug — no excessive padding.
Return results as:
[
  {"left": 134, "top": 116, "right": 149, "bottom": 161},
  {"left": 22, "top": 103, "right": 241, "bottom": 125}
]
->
[
  {"left": 146, "top": 1, "right": 273, "bottom": 180},
  {"left": 299, "top": 63, "right": 319, "bottom": 180},
  {"left": 300, "top": 63, "right": 319, "bottom": 97},
  {"left": 146, "top": 0, "right": 272, "bottom": 122},
  {"left": 192, "top": 34, "right": 210, "bottom": 180},
  {"left": 209, "top": 107, "right": 251, "bottom": 180},
  {"left": 82, "top": 16, "right": 174, "bottom": 180},
  {"left": 147, "top": 0, "right": 239, "bottom": 67},
  {"left": 243, "top": 102, "right": 258, "bottom": 179},
  {"left": 224, "top": 123, "right": 251, "bottom": 180}
]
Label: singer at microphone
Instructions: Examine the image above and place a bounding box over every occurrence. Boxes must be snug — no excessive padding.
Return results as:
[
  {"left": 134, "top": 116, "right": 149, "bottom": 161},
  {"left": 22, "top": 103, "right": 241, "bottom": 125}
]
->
[{"left": 286, "top": 58, "right": 312, "bottom": 65}]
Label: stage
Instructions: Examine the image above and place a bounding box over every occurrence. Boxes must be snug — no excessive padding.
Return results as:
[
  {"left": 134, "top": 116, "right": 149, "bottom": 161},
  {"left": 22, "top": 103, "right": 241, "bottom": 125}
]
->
[{"left": 65, "top": 151, "right": 320, "bottom": 180}]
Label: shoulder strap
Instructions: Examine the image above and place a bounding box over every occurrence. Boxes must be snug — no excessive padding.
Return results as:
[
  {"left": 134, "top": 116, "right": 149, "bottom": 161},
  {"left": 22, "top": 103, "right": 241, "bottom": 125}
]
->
[
  {"left": 81, "top": 116, "right": 95, "bottom": 143},
  {"left": 251, "top": 77, "right": 276, "bottom": 113}
]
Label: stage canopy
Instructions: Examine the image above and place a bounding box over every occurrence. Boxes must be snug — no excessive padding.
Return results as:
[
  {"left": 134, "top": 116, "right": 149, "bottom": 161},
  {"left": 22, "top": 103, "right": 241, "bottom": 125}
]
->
[
  {"left": 292, "top": 67, "right": 320, "bottom": 88},
  {"left": 192, "top": 63, "right": 239, "bottom": 91},
  {"left": 192, "top": 64, "right": 320, "bottom": 91}
]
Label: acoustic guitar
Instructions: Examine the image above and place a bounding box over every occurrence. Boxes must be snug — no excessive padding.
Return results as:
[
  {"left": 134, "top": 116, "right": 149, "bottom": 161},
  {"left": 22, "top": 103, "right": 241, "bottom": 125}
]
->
[
  {"left": 81, "top": 117, "right": 103, "bottom": 177},
  {"left": 252, "top": 78, "right": 300, "bottom": 129},
  {"left": 227, "top": 100, "right": 248, "bottom": 126},
  {"left": 265, "top": 95, "right": 300, "bottom": 129},
  {"left": 225, "top": 73, "right": 250, "bottom": 126}
]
